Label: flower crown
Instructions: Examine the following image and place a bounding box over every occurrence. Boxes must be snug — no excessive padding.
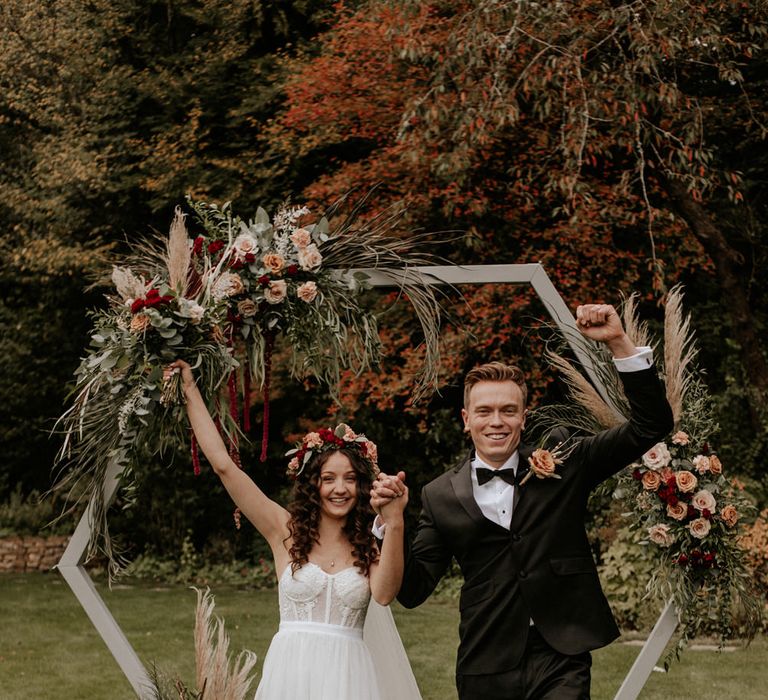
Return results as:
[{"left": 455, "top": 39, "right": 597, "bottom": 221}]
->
[{"left": 286, "top": 423, "right": 379, "bottom": 479}]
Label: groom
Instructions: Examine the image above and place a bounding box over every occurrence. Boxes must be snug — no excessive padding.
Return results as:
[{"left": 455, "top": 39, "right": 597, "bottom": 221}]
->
[{"left": 372, "top": 303, "right": 673, "bottom": 699}]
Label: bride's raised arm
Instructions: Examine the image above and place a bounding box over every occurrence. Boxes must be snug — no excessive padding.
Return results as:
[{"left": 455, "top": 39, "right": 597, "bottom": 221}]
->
[{"left": 167, "top": 360, "right": 290, "bottom": 549}]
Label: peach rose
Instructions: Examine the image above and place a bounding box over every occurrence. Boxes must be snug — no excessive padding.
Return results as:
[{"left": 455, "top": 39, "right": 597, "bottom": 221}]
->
[
  {"left": 667, "top": 502, "right": 688, "bottom": 521},
  {"left": 290, "top": 228, "right": 312, "bottom": 249},
  {"left": 692, "top": 455, "right": 711, "bottom": 474},
  {"left": 304, "top": 432, "right": 322, "bottom": 448},
  {"left": 297, "top": 281, "right": 318, "bottom": 303},
  {"left": 689, "top": 517, "right": 711, "bottom": 539},
  {"left": 298, "top": 244, "right": 323, "bottom": 270},
  {"left": 642, "top": 442, "right": 671, "bottom": 470},
  {"left": 675, "top": 470, "right": 698, "bottom": 493},
  {"left": 528, "top": 448, "right": 560, "bottom": 479},
  {"left": 340, "top": 424, "right": 357, "bottom": 441},
  {"left": 692, "top": 489, "right": 716, "bottom": 513},
  {"left": 264, "top": 279, "right": 287, "bottom": 304},
  {"left": 287, "top": 457, "right": 299, "bottom": 473},
  {"left": 709, "top": 455, "right": 723, "bottom": 475},
  {"left": 641, "top": 470, "right": 662, "bottom": 491},
  {"left": 237, "top": 299, "right": 258, "bottom": 318},
  {"left": 720, "top": 504, "right": 739, "bottom": 527},
  {"left": 648, "top": 524, "right": 674, "bottom": 548},
  {"left": 660, "top": 467, "right": 674, "bottom": 482},
  {"left": 262, "top": 252, "right": 285, "bottom": 274},
  {"left": 130, "top": 313, "right": 151, "bottom": 334},
  {"left": 672, "top": 431, "right": 690, "bottom": 446}
]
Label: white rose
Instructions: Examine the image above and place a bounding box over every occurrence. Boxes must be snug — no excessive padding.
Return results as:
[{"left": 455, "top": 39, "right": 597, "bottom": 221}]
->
[
  {"left": 298, "top": 244, "right": 322, "bottom": 270},
  {"left": 642, "top": 442, "right": 671, "bottom": 470}
]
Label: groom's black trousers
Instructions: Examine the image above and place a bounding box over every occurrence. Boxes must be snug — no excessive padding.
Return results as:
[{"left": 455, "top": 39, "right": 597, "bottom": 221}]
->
[{"left": 455, "top": 627, "right": 592, "bottom": 700}]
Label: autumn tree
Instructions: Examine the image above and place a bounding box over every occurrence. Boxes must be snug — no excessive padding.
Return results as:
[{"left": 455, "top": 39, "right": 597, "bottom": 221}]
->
[{"left": 265, "top": 0, "right": 768, "bottom": 478}]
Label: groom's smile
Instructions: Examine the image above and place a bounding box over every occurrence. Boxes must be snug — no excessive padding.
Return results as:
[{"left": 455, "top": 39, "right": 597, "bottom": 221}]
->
[{"left": 462, "top": 380, "right": 527, "bottom": 468}]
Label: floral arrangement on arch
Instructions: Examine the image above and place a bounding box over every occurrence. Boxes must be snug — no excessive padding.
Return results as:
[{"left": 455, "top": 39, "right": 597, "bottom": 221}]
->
[
  {"left": 54, "top": 193, "right": 444, "bottom": 576},
  {"left": 529, "top": 286, "right": 761, "bottom": 661}
]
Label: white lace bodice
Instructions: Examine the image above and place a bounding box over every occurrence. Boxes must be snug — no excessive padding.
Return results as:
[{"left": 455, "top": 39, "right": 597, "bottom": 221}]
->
[{"left": 278, "top": 562, "right": 371, "bottom": 630}]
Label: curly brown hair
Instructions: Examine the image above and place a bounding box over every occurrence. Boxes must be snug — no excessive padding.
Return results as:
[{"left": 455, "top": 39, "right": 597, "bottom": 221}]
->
[{"left": 287, "top": 446, "right": 378, "bottom": 577}]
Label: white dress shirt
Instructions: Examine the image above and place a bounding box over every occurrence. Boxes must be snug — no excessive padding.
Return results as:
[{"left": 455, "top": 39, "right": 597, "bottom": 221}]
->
[{"left": 471, "top": 452, "right": 518, "bottom": 529}]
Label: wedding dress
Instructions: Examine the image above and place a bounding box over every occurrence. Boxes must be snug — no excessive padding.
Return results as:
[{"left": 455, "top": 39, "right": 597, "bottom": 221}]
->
[{"left": 255, "top": 562, "right": 421, "bottom": 700}]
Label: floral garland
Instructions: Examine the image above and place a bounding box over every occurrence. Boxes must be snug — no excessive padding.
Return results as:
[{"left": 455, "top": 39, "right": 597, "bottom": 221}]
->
[
  {"left": 54, "top": 195, "right": 442, "bottom": 577},
  {"left": 285, "top": 423, "right": 379, "bottom": 479}
]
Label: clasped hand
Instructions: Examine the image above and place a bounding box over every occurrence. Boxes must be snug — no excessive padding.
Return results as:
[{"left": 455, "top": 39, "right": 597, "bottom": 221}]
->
[{"left": 371, "top": 471, "right": 408, "bottom": 523}]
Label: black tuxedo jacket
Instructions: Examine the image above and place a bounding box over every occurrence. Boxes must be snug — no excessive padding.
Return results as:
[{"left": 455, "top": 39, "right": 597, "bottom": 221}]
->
[{"left": 397, "top": 367, "right": 673, "bottom": 675}]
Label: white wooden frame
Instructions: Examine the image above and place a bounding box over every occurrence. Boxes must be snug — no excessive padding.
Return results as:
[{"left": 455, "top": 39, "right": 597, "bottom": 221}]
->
[{"left": 57, "top": 263, "right": 676, "bottom": 699}]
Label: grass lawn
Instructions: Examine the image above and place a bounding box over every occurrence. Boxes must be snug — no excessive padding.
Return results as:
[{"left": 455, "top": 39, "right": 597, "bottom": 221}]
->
[{"left": 1, "top": 573, "right": 765, "bottom": 699}]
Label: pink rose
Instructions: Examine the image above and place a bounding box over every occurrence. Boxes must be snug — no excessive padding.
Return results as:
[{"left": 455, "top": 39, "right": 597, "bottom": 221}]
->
[
  {"left": 304, "top": 432, "right": 322, "bottom": 448},
  {"left": 675, "top": 470, "right": 698, "bottom": 493},
  {"left": 666, "top": 502, "right": 688, "bottom": 521},
  {"left": 641, "top": 470, "right": 661, "bottom": 491},
  {"left": 648, "top": 524, "right": 674, "bottom": 548},
  {"left": 264, "top": 280, "right": 287, "bottom": 304},
  {"left": 720, "top": 505, "right": 739, "bottom": 527},
  {"left": 689, "top": 517, "right": 711, "bottom": 539},
  {"left": 364, "top": 440, "right": 378, "bottom": 465},
  {"left": 298, "top": 244, "right": 323, "bottom": 270},
  {"left": 290, "top": 228, "right": 312, "bottom": 249},
  {"left": 692, "top": 455, "right": 711, "bottom": 475},
  {"left": 297, "top": 281, "right": 318, "bottom": 303},
  {"left": 709, "top": 455, "right": 723, "bottom": 475},
  {"left": 340, "top": 424, "right": 357, "bottom": 441},
  {"left": 692, "top": 489, "right": 716, "bottom": 513},
  {"left": 262, "top": 252, "right": 285, "bottom": 274},
  {"left": 233, "top": 233, "right": 258, "bottom": 261},
  {"left": 287, "top": 457, "right": 299, "bottom": 472},
  {"left": 642, "top": 442, "right": 671, "bottom": 470},
  {"left": 672, "top": 431, "right": 690, "bottom": 446}
]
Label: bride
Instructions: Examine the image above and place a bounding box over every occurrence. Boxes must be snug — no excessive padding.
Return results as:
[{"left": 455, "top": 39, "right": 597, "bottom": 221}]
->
[{"left": 166, "top": 360, "right": 421, "bottom": 700}]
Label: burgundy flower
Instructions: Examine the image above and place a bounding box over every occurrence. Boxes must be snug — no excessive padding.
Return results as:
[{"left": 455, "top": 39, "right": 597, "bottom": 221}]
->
[
  {"left": 245, "top": 252, "right": 256, "bottom": 264},
  {"left": 258, "top": 275, "right": 271, "bottom": 287},
  {"left": 207, "top": 240, "right": 225, "bottom": 255},
  {"left": 678, "top": 554, "right": 689, "bottom": 566},
  {"left": 702, "top": 508, "right": 712, "bottom": 519},
  {"left": 130, "top": 298, "right": 145, "bottom": 314},
  {"left": 632, "top": 468, "right": 642, "bottom": 480},
  {"left": 687, "top": 505, "right": 697, "bottom": 519},
  {"left": 193, "top": 236, "right": 205, "bottom": 256},
  {"left": 287, "top": 264, "right": 299, "bottom": 276}
]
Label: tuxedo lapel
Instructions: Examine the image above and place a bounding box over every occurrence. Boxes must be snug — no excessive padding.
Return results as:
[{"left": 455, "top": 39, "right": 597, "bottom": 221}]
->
[
  {"left": 513, "top": 443, "right": 535, "bottom": 514},
  {"left": 449, "top": 455, "right": 486, "bottom": 526}
]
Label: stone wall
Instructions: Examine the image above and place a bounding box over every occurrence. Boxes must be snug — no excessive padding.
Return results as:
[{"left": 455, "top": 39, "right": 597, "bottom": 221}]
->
[{"left": 0, "top": 535, "right": 70, "bottom": 572}]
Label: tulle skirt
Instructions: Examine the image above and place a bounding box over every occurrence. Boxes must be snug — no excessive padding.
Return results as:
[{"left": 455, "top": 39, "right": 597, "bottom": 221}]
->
[{"left": 255, "top": 621, "right": 382, "bottom": 700}]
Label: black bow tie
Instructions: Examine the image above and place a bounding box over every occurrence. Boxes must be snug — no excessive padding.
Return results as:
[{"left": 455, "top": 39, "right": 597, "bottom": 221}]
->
[{"left": 476, "top": 467, "right": 520, "bottom": 486}]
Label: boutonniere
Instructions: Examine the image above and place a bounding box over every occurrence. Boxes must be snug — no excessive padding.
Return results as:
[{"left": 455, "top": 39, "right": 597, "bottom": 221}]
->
[{"left": 519, "top": 441, "right": 569, "bottom": 486}]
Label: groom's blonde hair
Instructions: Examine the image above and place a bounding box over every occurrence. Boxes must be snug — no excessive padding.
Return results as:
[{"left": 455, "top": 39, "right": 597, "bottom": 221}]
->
[{"left": 463, "top": 362, "right": 528, "bottom": 408}]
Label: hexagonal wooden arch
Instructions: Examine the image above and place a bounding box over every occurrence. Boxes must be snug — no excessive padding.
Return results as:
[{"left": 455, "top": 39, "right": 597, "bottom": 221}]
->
[{"left": 57, "top": 263, "right": 676, "bottom": 699}]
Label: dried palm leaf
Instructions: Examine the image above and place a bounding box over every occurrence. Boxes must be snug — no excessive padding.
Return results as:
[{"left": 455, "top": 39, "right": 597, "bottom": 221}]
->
[
  {"left": 166, "top": 207, "right": 192, "bottom": 295},
  {"left": 546, "top": 350, "right": 624, "bottom": 429},
  {"left": 664, "top": 285, "right": 697, "bottom": 425}
]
